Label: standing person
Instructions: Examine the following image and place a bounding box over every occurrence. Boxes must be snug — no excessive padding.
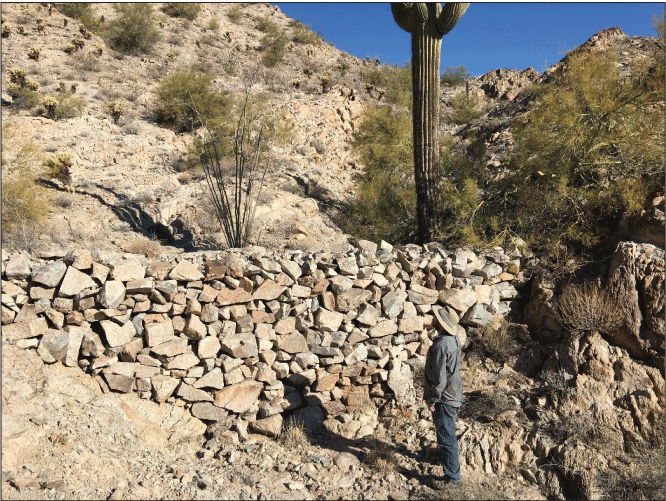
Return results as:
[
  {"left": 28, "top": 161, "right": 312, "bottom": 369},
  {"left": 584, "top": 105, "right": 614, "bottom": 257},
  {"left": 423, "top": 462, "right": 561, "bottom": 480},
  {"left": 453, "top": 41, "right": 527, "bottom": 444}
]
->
[{"left": 424, "top": 305, "right": 464, "bottom": 489}]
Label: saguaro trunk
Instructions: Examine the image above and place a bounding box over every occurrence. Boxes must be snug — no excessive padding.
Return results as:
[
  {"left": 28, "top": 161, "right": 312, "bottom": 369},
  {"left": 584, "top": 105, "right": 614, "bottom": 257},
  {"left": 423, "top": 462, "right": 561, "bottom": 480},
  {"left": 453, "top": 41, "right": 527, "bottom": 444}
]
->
[{"left": 391, "top": 3, "right": 469, "bottom": 244}]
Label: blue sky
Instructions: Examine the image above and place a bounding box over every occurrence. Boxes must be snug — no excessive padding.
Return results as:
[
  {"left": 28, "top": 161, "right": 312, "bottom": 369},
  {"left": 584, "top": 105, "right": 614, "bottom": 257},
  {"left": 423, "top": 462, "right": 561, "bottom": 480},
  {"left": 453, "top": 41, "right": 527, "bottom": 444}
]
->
[{"left": 274, "top": 2, "right": 664, "bottom": 76}]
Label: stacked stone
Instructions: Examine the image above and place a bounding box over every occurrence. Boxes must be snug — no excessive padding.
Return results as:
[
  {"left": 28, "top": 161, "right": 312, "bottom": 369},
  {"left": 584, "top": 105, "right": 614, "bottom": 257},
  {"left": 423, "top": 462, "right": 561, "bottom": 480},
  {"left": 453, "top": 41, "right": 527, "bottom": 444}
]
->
[{"left": 1, "top": 241, "right": 522, "bottom": 439}]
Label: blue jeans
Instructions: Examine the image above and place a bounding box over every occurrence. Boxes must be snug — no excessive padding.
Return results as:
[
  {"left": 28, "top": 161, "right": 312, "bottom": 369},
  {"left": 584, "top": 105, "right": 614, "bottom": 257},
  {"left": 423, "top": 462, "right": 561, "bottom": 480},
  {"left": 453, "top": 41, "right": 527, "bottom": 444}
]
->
[{"left": 433, "top": 403, "right": 461, "bottom": 482}]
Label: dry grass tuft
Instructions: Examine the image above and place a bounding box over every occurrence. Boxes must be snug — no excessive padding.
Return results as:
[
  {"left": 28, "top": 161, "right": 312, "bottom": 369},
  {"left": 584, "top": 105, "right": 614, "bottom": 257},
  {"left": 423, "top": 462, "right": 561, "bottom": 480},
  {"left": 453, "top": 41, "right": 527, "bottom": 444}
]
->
[
  {"left": 364, "top": 441, "right": 399, "bottom": 474},
  {"left": 598, "top": 433, "right": 664, "bottom": 501},
  {"left": 278, "top": 421, "right": 309, "bottom": 449},
  {"left": 476, "top": 318, "right": 514, "bottom": 362},
  {"left": 122, "top": 238, "right": 162, "bottom": 256}
]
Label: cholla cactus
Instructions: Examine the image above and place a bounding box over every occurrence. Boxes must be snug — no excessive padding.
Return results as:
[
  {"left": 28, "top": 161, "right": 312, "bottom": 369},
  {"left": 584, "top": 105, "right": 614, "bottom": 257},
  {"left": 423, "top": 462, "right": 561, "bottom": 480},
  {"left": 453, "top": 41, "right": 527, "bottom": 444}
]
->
[
  {"left": 2, "top": 23, "right": 11, "bottom": 38},
  {"left": 42, "top": 95, "right": 59, "bottom": 119},
  {"left": 6, "top": 82, "right": 21, "bottom": 98},
  {"left": 108, "top": 101, "right": 122, "bottom": 124},
  {"left": 1, "top": 14, "right": 6, "bottom": 24},
  {"left": 291, "top": 79, "right": 301, "bottom": 89},
  {"left": 72, "top": 37, "right": 85, "bottom": 50},
  {"left": 43, "top": 152, "right": 73, "bottom": 185},
  {"left": 64, "top": 44, "right": 76, "bottom": 54},
  {"left": 95, "top": 45, "right": 103, "bottom": 56},
  {"left": 8, "top": 67, "right": 27, "bottom": 87},
  {"left": 28, "top": 47, "right": 40, "bottom": 60},
  {"left": 17, "top": 24, "right": 25, "bottom": 34},
  {"left": 320, "top": 75, "right": 330, "bottom": 93},
  {"left": 79, "top": 24, "right": 92, "bottom": 39},
  {"left": 166, "top": 50, "right": 175, "bottom": 59},
  {"left": 27, "top": 80, "right": 40, "bottom": 91},
  {"left": 37, "top": 18, "right": 45, "bottom": 34}
]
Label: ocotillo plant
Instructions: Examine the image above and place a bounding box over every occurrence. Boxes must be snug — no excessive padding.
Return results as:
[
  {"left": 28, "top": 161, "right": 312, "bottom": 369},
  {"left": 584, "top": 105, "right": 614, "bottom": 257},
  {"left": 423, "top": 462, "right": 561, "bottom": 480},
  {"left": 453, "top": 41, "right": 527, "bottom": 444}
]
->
[{"left": 391, "top": 3, "right": 469, "bottom": 244}]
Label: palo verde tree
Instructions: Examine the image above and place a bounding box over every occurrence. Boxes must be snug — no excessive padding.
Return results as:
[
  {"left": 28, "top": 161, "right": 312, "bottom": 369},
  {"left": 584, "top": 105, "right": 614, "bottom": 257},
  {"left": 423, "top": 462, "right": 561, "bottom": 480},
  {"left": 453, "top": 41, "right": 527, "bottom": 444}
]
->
[{"left": 390, "top": 2, "right": 469, "bottom": 244}]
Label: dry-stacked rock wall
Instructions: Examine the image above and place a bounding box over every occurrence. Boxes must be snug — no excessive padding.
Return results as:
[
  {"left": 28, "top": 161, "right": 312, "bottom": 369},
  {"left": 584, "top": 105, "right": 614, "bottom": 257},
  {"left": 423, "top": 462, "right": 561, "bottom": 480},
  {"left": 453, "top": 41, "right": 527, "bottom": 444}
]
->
[{"left": 1, "top": 240, "right": 524, "bottom": 438}]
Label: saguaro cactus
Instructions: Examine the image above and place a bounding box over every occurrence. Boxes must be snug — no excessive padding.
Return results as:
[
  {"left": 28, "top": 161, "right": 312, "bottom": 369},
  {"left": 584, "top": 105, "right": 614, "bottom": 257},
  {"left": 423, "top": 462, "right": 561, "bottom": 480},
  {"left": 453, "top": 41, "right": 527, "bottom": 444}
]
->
[{"left": 391, "top": 3, "right": 469, "bottom": 244}]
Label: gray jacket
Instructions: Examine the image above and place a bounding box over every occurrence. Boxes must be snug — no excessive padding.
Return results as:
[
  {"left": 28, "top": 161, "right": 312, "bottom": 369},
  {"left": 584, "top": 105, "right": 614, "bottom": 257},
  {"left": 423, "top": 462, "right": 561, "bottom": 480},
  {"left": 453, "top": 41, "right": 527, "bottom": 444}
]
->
[{"left": 424, "top": 333, "right": 463, "bottom": 407}]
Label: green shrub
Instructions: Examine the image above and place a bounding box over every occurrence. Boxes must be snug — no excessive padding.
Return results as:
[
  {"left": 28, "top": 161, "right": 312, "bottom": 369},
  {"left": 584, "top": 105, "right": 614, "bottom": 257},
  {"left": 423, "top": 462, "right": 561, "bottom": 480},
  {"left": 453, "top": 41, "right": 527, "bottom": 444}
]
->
[
  {"left": 435, "top": 45, "right": 665, "bottom": 258},
  {"left": 435, "top": 135, "right": 491, "bottom": 246},
  {"left": 505, "top": 47, "right": 664, "bottom": 256},
  {"left": 255, "top": 15, "right": 277, "bottom": 33},
  {"left": 361, "top": 63, "right": 412, "bottom": 107},
  {"left": 155, "top": 67, "right": 232, "bottom": 132},
  {"left": 1, "top": 123, "right": 50, "bottom": 242},
  {"left": 441, "top": 65, "right": 470, "bottom": 86},
  {"left": 207, "top": 17, "right": 220, "bottom": 32},
  {"left": 450, "top": 91, "right": 482, "bottom": 124},
  {"left": 57, "top": 3, "right": 93, "bottom": 19},
  {"left": 344, "top": 105, "right": 417, "bottom": 243},
  {"left": 259, "top": 25, "right": 288, "bottom": 68},
  {"left": 161, "top": 3, "right": 200, "bottom": 21},
  {"left": 290, "top": 20, "right": 320, "bottom": 45},
  {"left": 105, "top": 3, "right": 160, "bottom": 54},
  {"left": 227, "top": 4, "right": 243, "bottom": 23},
  {"left": 54, "top": 92, "right": 86, "bottom": 119}
]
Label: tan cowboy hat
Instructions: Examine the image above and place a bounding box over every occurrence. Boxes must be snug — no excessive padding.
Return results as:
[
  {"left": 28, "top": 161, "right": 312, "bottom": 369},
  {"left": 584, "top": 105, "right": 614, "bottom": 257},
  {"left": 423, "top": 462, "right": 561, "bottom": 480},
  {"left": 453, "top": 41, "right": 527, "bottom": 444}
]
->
[{"left": 432, "top": 305, "right": 459, "bottom": 336}]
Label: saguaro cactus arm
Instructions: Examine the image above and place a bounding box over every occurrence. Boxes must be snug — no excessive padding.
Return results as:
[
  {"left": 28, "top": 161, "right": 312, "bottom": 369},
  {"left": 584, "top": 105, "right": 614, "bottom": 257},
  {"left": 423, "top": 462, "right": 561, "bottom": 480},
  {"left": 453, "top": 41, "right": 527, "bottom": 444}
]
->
[
  {"left": 390, "top": 3, "right": 414, "bottom": 33},
  {"left": 437, "top": 3, "right": 469, "bottom": 36}
]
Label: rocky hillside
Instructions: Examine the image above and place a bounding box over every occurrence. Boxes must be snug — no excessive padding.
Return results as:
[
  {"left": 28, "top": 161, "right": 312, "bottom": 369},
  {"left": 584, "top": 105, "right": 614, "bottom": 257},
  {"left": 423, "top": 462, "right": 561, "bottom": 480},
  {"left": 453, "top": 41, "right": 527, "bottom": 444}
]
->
[{"left": 2, "top": 3, "right": 664, "bottom": 501}]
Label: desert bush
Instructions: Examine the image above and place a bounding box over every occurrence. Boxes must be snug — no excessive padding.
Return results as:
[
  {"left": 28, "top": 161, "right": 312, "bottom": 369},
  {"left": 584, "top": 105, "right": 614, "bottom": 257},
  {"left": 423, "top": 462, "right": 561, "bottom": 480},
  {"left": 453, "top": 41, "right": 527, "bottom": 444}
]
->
[
  {"left": 539, "top": 368, "right": 573, "bottom": 401},
  {"left": 1, "top": 123, "right": 50, "bottom": 250},
  {"left": 105, "top": 3, "right": 160, "bottom": 55},
  {"left": 458, "top": 388, "right": 516, "bottom": 423},
  {"left": 440, "top": 65, "right": 470, "bottom": 86},
  {"left": 154, "top": 67, "right": 232, "bottom": 132},
  {"left": 336, "top": 57, "right": 350, "bottom": 76},
  {"left": 2, "top": 23, "right": 11, "bottom": 38},
  {"left": 42, "top": 92, "right": 86, "bottom": 120},
  {"left": 278, "top": 421, "right": 309, "bottom": 449},
  {"left": 53, "top": 194, "right": 73, "bottom": 208},
  {"left": 556, "top": 281, "right": 623, "bottom": 335},
  {"left": 450, "top": 91, "right": 482, "bottom": 124},
  {"left": 73, "top": 51, "right": 100, "bottom": 72},
  {"left": 344, "top": 104, "right": 417, "bottom": 244},
  {"left": 161, "top": 3, "right": 200, "bottom": 21},
  {"left": 259, "top": 23, "right": 288, "bottom": 67},
  {"left": 310, "top": 138, "right": 326, "bottom": 155},
  {"left": 290, "top": 20, "right": 320, "bottom": 45},
  {"left": 227, "top": 4, "right": 243, "bottom": 23}
]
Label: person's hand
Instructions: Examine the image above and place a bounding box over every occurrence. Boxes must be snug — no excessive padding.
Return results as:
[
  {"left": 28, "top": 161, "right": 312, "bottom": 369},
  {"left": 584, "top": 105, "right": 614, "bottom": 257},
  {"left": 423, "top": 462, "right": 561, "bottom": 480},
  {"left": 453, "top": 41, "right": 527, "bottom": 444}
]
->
[{"left": 429, "top": 406, "right": 435, "bottom": 412}]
